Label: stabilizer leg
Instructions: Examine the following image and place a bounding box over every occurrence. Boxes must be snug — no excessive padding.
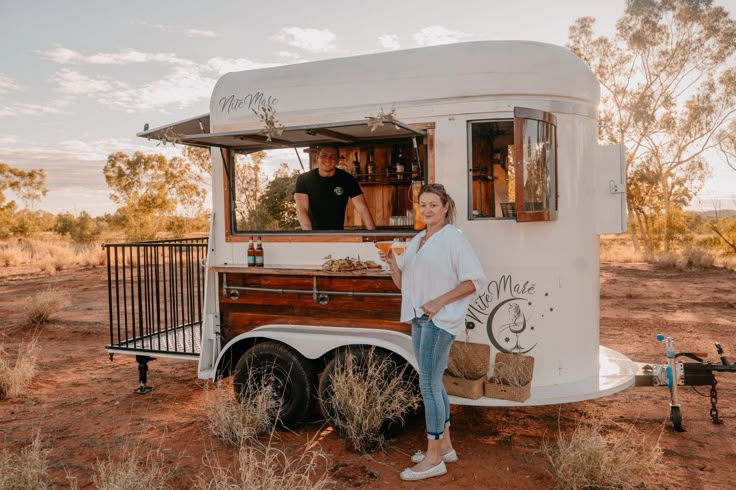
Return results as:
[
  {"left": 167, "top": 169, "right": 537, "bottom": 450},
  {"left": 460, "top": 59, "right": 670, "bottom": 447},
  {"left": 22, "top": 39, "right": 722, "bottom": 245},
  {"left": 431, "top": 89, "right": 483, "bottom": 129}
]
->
[{"left": 134, "top": 355, "right": 153, "bottom": 394}]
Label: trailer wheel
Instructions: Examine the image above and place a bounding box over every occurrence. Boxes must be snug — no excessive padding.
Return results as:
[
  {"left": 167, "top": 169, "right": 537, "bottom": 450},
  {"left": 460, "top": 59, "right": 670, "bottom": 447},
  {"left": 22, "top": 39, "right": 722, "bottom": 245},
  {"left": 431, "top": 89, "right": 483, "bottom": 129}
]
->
[
  {"left": 233, "top": 341, "right": 317, "bottom": 429},
  {"left": 670, "top": 405, "right": 684, "bottom": 432},
  {"left": 318, "top": 347, "right": 420, "bottom": 443}
]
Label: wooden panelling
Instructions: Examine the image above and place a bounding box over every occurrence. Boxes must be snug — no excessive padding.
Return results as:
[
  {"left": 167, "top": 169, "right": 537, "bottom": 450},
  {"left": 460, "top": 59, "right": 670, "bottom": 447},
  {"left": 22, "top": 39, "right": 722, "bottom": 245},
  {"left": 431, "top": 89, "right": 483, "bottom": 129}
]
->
[{"left": 218, "top": 270, "right": 404, "bottom": 343}]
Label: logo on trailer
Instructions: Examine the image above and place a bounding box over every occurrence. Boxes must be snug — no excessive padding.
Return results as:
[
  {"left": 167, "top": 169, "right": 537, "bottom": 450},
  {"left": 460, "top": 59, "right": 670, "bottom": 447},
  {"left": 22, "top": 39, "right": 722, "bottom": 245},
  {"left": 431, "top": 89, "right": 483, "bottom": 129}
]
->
[{"left": 465, "top": 274, "right": 554, "bottom": 354}]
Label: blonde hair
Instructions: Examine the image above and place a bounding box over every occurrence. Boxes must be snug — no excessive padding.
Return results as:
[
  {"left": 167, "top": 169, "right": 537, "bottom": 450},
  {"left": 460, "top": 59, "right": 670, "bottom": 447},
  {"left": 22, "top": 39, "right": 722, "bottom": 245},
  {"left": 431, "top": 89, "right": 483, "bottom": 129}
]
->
[{"left": 420, "top": 183, "right": 456, "bottom": 224}]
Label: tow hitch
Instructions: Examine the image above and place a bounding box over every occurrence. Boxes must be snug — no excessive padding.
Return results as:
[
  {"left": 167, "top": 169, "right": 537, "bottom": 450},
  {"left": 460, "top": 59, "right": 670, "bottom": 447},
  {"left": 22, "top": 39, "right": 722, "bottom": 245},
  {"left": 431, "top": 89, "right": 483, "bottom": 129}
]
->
[{"left": 635, "top": 334, "right": 736, "bottom": 432}]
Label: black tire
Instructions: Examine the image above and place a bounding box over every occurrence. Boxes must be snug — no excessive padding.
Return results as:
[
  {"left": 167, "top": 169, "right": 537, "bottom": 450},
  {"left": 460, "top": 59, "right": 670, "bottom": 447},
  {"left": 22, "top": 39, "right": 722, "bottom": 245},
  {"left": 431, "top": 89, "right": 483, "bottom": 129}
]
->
[
  {"left": 670, "top": 405, "right": 684, "bottom": 432},
  {"left": 318, "top": 347, "right": 420, "bottom": 442},
  {"left": 233, "top": 341, "right": 317, "bottom": 430}
]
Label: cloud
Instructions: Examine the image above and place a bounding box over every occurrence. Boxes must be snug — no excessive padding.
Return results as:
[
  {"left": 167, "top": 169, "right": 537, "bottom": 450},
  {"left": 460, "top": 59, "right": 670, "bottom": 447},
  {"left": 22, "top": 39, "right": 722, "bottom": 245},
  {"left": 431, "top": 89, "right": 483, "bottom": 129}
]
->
[
  {"left": 134, "top": 19, "right": 220, "bottom": 39},
  {"left": 186, "top": 28, "right": 218, "bottom": 38},
  {"left": 96, "top": 65, "right": 215, "bottom": 112},
  {"left": 378, "top": 34, "right": 400, "bottom": 51},
  {"left": 35, "top": 45, "right": 193, "bottom": 66},
  {"left": 207, "top": 57, "right": 279, "bottom": 75},
  {"left": 52, "top": 69, "right": 127, "bottom": 97},
  {"left": 274, "top": 27, "right": 337, "bottom": 53},
  {"left": 0, "top": 102, "right": 63, "bottom": 118},
  {"left": 412, "top": 26, "right": 471, "bottom": 47},
  {"left": 277, "top": 51, "right": 302, "bottom": 60},
  {"left": 0, "top": 73, "right": 22, "bottom": 94},
  {"left": 34, "top": 46, "right": 284, "bottom": 115}
]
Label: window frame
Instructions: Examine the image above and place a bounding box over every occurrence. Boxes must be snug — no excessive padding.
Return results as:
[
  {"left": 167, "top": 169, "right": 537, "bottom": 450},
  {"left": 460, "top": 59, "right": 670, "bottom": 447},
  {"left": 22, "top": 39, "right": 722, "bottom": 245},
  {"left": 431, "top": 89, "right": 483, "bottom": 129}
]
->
[
  {"left": 466, "top": 118, "right": 516, "bottom": 221},
  {"left": 513, "top": 107, "right": 558, "bottom": 222},
  {"left": 223, "top": 131, "right": 435, "bottom": 241}
]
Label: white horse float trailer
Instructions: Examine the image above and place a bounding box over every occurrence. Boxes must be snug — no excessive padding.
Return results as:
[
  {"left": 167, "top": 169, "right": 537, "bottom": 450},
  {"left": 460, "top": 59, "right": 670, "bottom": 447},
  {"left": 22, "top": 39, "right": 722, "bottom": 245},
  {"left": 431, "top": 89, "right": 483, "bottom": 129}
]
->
[{"left": 104, "top": 40, "right": 655, "bottom": 431}]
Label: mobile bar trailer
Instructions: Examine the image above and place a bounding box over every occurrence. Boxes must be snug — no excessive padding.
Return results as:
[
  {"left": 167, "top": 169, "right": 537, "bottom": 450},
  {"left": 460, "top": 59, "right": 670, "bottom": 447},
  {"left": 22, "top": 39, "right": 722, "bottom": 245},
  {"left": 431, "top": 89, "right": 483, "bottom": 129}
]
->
[{"left": 104, "top": 40, "right": 734, "bottom": 433}]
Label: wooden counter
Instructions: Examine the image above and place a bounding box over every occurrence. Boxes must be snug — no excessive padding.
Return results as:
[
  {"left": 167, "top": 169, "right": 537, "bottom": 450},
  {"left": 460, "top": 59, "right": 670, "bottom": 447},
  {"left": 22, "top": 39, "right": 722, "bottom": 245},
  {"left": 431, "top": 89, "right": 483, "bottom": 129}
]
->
[
  {"left": 211, "top": 264, "right": 391, "bottom": 277},
  {"left": 216, "top": 265, "right": 407, "bottom": 342}
]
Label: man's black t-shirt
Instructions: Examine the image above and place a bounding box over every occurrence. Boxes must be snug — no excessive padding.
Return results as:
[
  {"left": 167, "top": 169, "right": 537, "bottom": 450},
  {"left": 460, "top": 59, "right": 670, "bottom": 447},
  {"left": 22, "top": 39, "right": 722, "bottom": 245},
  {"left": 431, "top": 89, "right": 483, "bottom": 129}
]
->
[{"left": 294, "top": 168, "right": 363, "bottom": 230}]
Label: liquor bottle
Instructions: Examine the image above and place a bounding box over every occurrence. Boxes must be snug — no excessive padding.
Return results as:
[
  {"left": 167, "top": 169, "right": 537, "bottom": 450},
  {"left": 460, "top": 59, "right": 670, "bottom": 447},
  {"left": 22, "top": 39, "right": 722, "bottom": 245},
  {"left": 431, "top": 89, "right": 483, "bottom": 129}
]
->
[
  {"left": 395, "top": 147, "right": 405, "bottom": 179},
  {"left": 366, "top": 150, "right": 375, "bottom": 181},
  {"left": 411, "top": 157, "right": 419, "bottom": 176},
  {"left": 352, "top": 152, "right": 361, "bottom": 179},
  {"left": 255, "top": 236, "right": 264, "bottom": 267},
  {"left": 247, "top": 236, "right": 256, "bottom": 267}
]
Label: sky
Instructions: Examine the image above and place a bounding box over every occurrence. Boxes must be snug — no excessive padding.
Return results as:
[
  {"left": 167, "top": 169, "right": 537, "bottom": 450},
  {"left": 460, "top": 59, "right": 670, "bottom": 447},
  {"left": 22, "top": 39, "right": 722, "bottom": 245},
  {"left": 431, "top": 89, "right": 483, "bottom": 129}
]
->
[{"left": 1, "top": 0, "right": 735, "bottom": 216}]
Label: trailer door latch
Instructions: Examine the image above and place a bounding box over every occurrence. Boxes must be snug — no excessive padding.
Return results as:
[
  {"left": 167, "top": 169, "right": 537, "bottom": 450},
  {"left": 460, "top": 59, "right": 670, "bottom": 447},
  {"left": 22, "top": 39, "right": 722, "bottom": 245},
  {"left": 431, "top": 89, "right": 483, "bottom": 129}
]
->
[{"left": 608, "top": 180, "right": 625, "bottom": 194}]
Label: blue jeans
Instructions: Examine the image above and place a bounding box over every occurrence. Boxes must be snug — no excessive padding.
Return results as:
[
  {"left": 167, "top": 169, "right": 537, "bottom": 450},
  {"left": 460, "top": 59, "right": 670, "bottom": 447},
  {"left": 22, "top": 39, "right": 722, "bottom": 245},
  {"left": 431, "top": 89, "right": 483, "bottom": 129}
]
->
[{"left": 411, "top": 315, "right": 455, "bottom": 440}]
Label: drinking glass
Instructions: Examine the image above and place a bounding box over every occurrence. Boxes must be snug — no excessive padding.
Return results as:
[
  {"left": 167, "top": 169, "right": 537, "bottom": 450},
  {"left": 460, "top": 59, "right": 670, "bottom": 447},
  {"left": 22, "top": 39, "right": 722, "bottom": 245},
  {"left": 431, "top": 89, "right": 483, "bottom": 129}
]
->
[{"left": 374, "top": 241, "right": 393, "bottom": 271}]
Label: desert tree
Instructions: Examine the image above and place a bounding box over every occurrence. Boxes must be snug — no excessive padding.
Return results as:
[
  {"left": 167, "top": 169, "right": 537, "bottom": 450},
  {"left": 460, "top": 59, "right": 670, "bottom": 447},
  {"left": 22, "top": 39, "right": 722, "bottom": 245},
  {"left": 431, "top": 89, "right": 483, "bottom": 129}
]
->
[
  {"left": 0, "top": 163, "right": 48, "bottom": 238},
  {"left": 183, "top": 145, "right": 212, "bottom": 184},
  {"left": 568, "top": 0, "right": 736, "bottom": 251},
  {"left": 103, "top": 151, "right": 206, "bottom": 240},
  {"left": 232, "top": 151, "right": 268, "bottom": 227},
  {"left": 720, "top": 119, "right": 736, "bottom": 171},
  {"left": 248, "top": 163, "right": 300, "bottom": 230}
]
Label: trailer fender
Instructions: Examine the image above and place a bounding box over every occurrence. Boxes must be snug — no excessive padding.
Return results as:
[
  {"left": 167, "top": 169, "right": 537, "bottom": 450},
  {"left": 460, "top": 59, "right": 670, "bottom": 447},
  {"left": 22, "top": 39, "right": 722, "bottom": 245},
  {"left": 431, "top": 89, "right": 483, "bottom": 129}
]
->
[{"left": 206, "top": 324, "right": 416, "bottom": 380}]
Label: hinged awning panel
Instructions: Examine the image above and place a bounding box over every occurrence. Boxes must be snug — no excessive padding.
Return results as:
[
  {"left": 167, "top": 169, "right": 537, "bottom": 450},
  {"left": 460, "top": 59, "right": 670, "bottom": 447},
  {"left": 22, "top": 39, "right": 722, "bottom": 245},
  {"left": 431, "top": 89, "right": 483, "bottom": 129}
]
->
[{"left": 137, "top": 117, "right": 426, "bottom": 151}]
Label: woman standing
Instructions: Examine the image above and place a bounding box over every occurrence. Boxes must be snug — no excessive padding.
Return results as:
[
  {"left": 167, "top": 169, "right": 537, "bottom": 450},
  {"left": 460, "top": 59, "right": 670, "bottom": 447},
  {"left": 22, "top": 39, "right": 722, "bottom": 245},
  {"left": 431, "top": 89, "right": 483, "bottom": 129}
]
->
[{"left": 382, "top": 183, "right": 486, "bottom": 481}]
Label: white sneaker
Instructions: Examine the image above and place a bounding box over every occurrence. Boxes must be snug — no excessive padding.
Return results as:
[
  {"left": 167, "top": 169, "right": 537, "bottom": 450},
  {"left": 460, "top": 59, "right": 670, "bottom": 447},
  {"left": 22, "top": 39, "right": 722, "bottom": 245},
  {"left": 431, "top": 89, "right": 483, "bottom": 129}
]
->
[
  {"left": 410, "top": 448, "right": 458, "bottom": 464},
  {"left": 400, "top": 461, "right": 447, "bottom": 481}
]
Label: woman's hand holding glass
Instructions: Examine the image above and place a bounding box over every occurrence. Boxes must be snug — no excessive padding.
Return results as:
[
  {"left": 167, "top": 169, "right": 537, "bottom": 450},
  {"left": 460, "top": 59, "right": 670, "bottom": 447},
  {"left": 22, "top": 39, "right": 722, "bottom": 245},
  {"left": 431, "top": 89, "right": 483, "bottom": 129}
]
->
[{"left": 374, "top": 241, "right": 397, "bottom": 272}]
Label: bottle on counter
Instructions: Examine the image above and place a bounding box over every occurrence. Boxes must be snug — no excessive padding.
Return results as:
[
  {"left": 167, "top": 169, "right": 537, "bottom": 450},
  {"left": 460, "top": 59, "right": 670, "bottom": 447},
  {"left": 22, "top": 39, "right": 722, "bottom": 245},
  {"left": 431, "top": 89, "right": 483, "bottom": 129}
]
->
[
  {"left": 255, "top": 236, "right": 264, "bottom": 267},
  {"left": 352, "top": 152, "right": 361, "bottom": 179},
  {"left": 247, "top": 236, "right": 256, "bottom": 267},
  {"left": 395, "top": 147, "right": 405, "bottom": 179},
  {"left": 366, "top": 151, "right": 375, "bottom": 181}
]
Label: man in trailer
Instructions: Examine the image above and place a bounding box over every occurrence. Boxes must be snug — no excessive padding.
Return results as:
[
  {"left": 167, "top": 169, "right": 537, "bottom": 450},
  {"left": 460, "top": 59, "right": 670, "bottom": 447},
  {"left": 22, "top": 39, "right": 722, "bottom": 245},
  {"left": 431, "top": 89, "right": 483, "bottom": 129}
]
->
[{"left": 294, "top": 146, "right": 376, "bottom": 230}]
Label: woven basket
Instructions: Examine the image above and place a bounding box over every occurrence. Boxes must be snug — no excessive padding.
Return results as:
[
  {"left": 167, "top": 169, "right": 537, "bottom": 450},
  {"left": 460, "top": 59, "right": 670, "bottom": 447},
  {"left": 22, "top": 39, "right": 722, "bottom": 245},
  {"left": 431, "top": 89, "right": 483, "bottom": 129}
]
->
[
  {"left": 443, "top": 373, "right": 484, "bottom": 400},
  {"left": 484, "top": 379, "right": 531, "bottom": 402},
  {"left": 446, "top": 341, "right": 490, "bottom": 380}
]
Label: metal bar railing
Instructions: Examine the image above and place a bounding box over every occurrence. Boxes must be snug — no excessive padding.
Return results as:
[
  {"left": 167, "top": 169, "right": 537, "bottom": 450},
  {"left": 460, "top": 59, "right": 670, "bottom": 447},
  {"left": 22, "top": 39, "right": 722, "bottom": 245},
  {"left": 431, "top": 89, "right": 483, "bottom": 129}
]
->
[{"left": 104, "top": 237, "right": 207, "bottom": 357}]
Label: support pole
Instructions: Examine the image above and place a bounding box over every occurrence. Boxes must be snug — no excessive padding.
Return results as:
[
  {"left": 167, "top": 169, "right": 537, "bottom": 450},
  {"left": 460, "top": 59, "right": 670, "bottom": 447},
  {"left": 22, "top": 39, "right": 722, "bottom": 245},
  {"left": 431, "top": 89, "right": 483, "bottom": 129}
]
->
[{"left": 134, "top": 355, "right": 154, "bottom": 394}]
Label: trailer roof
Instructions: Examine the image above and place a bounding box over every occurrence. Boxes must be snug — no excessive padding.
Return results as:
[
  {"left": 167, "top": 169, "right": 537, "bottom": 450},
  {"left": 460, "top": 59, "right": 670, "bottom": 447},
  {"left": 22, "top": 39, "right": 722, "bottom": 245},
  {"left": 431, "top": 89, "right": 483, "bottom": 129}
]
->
[
  {"left": 138, "top": 41, "right": 599, "bottom": 149},
  {"left": 211, "top": 41, "right": 599, "bottom": 128}
]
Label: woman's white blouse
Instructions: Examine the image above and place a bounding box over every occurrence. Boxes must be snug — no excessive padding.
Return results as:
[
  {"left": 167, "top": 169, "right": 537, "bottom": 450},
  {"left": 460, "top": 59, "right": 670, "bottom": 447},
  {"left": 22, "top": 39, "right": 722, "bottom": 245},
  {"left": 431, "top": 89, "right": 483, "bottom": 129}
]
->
[{"left": 398, "top": 224, "right": 486, "bottom": 335}]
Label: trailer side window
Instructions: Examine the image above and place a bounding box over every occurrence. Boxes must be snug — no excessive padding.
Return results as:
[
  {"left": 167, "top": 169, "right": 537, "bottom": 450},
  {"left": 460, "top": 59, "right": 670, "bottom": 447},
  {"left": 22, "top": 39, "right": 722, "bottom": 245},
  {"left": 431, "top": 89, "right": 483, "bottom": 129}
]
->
[
  {"left": 467, "top": 109, "right": 557, "bottom": 222},
  {"left": 513, "top": 108, "right": 557, "bottom": 222},
  {"left": 467, "top": 120, "right": 516, "bottom": 219}
]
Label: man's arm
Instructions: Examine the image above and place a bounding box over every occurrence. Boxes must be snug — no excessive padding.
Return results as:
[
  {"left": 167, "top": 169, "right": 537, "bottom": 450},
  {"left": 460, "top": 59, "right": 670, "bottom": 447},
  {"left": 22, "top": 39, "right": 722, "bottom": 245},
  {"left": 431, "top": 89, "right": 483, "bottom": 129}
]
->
[
  {"left": 294, "top": 193, "right": 312, "bottom": 230},
  {"left": 351, "top": 194, "right": 376, "bottom": 230}
]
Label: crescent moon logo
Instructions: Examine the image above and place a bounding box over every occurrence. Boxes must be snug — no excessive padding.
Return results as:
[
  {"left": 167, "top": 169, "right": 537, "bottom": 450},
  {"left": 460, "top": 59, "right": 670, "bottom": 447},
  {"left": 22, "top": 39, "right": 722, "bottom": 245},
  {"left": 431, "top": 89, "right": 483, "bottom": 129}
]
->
[{"left": 486, "top": 297, "right": 537, "bottom": 354}]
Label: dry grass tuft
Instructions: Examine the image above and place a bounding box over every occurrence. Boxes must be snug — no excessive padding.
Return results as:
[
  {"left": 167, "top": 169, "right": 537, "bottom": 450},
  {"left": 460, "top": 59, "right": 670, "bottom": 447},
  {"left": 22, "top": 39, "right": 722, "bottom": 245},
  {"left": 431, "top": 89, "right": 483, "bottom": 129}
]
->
[
  {"left": 0, "top": 434, "right": 51, "bottom": 489},
  {"left": 644, "top": 251, "right": 679, "bottom": 269},
  {"left": 193, "top": 440, "right": 334, "bottom": 490},
  {"left": 645, "top": 247, "right": 715, "bottom": 270},
  {"left": 0, "top": 244, "right": 33, "bottom": 267},
  {"left": 23, "top": 288, "right": 71, "bottom": 326},
  {"left": 78, "top": 245, "right": 106, "bottom": 267},
  {"left": 492, "top": 353, "right": 533, "bottom": 387},
  {"left": 599, "top": 239, "right": 643, "bottom": 263},
  {"left": 718, "top": 255, "right": 736, "bottom": 272},
  {"left": 325, "top": 349, "right": 420, "bottom": 453},
  {"left": 92, "top": 446, "right": 173, "bottom": 490},
  {"left": 0, "top": 340, "right": 39, "bottom": 400},
  {"left": 0, "top": 237, "right": 108, "bottom": 276},
  {"left": 542, "top": 418, "right": 662, "bottom": 489},
  {"left": 204, "top": 380, "right": 276, "bottom": 446},
  {"left": 679, "top": 246, "right": 715, "bottom": 269}
]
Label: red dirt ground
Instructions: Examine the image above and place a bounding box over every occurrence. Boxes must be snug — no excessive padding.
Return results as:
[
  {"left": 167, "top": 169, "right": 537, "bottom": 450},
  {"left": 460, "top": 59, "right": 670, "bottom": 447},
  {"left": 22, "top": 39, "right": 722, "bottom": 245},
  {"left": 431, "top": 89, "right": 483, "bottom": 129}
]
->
[{"left": 1, "top": 262, "right": 735, "bottom": 489}]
